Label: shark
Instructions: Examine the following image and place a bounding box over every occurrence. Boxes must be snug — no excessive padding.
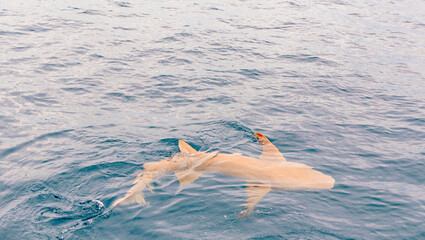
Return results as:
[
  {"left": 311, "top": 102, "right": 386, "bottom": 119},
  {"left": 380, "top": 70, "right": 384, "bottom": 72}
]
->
[{"left": 112, "top": 133, "right": 335, "bottom": 216}]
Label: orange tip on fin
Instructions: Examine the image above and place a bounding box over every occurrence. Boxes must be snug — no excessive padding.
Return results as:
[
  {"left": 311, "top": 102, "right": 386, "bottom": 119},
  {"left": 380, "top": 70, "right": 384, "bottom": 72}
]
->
[{"left": 254, "top": 133, "right": 286, "bottom": 162}]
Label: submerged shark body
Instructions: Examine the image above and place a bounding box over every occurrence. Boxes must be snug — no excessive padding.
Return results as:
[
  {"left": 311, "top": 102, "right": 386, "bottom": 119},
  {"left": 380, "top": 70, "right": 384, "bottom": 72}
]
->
[{"left": 112, "top": 133, "right": 334, "bottom": 215}]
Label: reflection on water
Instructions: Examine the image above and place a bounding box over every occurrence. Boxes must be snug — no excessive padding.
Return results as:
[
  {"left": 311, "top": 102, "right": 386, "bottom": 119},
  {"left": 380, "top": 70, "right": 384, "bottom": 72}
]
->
[{"left": 1, "top": 0, "right": 424, "bottom": 239}]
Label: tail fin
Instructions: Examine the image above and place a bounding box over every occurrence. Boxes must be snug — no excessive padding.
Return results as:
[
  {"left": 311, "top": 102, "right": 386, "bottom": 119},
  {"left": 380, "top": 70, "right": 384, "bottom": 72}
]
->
[
  {"left": 112, "top": 191, "right": 146, "bottom": 207},
  {"left": 112, "top": 176, "right": 152, "bottom": 208}
]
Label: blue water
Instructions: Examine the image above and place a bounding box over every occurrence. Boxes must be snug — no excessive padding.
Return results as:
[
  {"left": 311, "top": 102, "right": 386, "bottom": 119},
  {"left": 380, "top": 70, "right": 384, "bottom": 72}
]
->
[{"left": 1, "top": 0, "right": 425, "bottom": 239}]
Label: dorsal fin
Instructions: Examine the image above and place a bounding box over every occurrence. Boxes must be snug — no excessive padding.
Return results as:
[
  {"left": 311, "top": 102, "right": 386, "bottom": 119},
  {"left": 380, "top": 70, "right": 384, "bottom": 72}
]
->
[
  {"left": 254, "top": 133, "right": 286, "bottom": 162},
  {"left": 178, "top": 140, "right": 198, "bottom": 154}
]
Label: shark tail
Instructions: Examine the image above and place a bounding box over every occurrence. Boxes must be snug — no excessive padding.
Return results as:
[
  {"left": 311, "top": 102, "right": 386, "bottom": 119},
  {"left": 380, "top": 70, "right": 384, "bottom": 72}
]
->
[{"left": 112, "top": 191, "right": 146, "bottom": 207}]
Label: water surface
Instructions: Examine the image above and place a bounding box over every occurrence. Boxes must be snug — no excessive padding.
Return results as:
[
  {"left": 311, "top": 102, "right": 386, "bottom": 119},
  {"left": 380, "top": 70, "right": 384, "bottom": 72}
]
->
[{"left": 1, "top": 0, "right": 424, "bottom": 239}]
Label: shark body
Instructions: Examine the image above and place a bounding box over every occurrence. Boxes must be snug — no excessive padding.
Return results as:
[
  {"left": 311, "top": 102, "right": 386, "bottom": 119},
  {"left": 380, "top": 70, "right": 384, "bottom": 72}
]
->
[{"left": 112, "top": 133, "right": 334, "bottom": 215}]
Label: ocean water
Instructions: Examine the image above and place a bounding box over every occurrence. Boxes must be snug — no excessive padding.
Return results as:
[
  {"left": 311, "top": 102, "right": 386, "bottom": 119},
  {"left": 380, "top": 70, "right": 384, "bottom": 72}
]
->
[{"left": 1, "top": 0, "right": 424, "bottom": 239}]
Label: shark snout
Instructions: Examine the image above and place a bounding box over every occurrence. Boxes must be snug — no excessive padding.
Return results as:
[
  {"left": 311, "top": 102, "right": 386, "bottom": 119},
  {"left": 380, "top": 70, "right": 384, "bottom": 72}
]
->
[
  {"left": 303, "top": 172, "right": 335, "bottom": 189},
  {"left": 317, "top": 175, "right": 335, "bottom": 189},
  {"left": 325, "top": 175, "right": 335, "bottom": 188}
]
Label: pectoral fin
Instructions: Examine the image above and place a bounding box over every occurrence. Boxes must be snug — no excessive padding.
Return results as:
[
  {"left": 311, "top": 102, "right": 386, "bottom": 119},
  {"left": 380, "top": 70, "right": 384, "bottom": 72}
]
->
[
  {"left": 242, "top": 183, "right": 271, "bottom": 211},
  {"left": 254, "top": 133, "right": 286, "bottom": 162},
  {"left": 175, "top": 170, "right": 203, "bottom": 185}
]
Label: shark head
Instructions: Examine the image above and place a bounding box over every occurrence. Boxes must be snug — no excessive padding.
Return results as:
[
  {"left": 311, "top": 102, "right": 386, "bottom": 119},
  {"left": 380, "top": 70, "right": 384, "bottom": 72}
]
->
[
  {"left": 304, "top": 169, "right": 335, "bottom": 189},
  {"left": 273, "top": 164, "right": 335, "bottom": 190}
]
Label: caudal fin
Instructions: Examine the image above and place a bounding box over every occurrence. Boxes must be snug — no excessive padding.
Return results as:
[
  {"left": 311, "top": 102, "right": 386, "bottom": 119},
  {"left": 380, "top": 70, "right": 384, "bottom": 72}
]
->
[{"left": 112, "top": 191, "right": 146, "bottom": 207}]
